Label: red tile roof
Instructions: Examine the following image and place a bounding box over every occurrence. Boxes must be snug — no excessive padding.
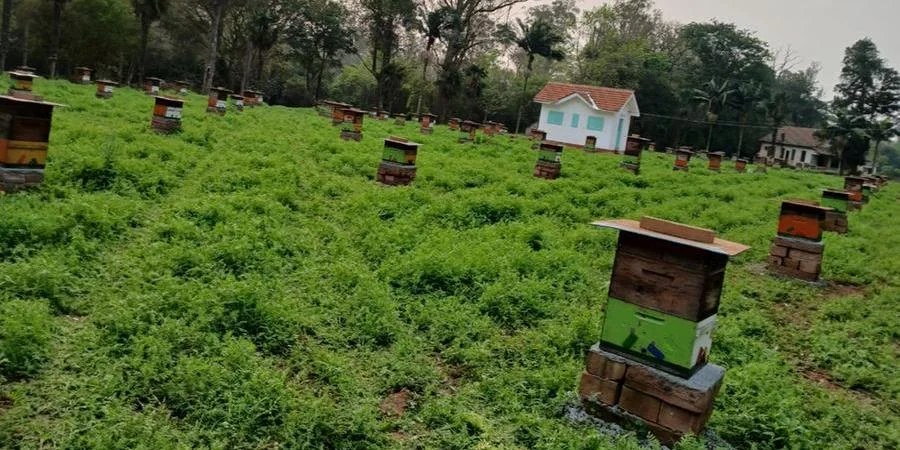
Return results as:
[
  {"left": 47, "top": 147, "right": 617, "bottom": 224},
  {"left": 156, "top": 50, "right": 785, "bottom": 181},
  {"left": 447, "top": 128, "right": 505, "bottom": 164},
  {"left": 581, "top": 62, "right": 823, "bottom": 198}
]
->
[
  {"left": 533, "top": 82, "right": 634, "bottom": 112},
  {"left": 759, "top": 126, "right": 826, "bottom": 150}
]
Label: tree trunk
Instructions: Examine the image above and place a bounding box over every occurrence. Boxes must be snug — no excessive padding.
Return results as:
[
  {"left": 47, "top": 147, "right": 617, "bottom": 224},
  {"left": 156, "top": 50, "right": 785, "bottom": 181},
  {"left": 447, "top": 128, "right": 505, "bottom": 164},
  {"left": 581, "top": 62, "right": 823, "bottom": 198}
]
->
[
  {"left": 736, "top": 122, "right": 745, "bottom": 158},
  {"left": 137, "top": 19, "right": 150, "bottom": 85},
  {"left": 240, "top": 38, "right": 253, "bottom": 93},
  {"left": 50, "top": 0, "right": 64, "bottom": 77},
  {"left": 871, "top": 139, "right": 882, "bottom": 174},
  {"left": 314, "top": 57, "right": 326, "bottom": 101},
  {"left": 21, "top": 22, "right": 28, "bottom": 66},
  {"left": 202, "top": 0, "right": 227, "bottom": 92},
  {"left": 514, "top": 56, "right": 534, "bottom": 135},
  {"left": 0, "top": 0, "right": 11, "bottom": 71}
]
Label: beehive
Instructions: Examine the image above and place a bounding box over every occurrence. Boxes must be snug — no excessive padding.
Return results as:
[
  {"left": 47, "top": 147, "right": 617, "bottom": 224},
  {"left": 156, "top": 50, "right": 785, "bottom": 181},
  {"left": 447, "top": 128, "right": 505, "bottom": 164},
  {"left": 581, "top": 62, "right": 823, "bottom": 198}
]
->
[
  {"left": 339, "top": 108, "right": 365, "bottom": 141},
  {"left": 448, "top": 117, "right": 460, "bottom": 130},
  {"left": 821, "top": 190, "right": 850, "bottom": 234},
  {"left": 176, "top": 81, "right": 191, "bottom": 96},
  {"left": 151, "top": 96, "right": 184, "bottom": 134},
  {"left": 8, "top": 71, "right": 41, "bottom": 100},
  {"left": 393, "top": 113, "right": 406, "bottom": 126},
  {"left": 419, "top": 113, "right": 437, "bottom": 135},
  {"left": 95, "top": 80, "right": 118, "bottom": 99},
  {"left": 377, "top": 137, "right": 420, "bottom": 186},
  {"left": 144, "top": 77, "right": 164, "bottom": 95},
  {"left": 0, "top": 95, "right": 63, "bottom": 191},
  {"left": 735, "top": 158, "right": 748, "bottom": 173},
  {"left": 207, "top": 87, "right": 231, "bottom": 115},
  {"left": 584, "top": 135, "right": 597, "bottom": 151},
  {"left": 459, "top": 120, "right": 480, "bottom": 143},
  {"left": 229, "top": 94, "right": 244, "bottom": 112},
  {"left": 534, "top": 142, "right": 563, "bottom": 180},
  {"left": 243, "top": 90, "right": 261, "bottom": 106},
  {"left": 673, "top": 148, "right": 692, "bottom": 171},
  {"left": 73, "top": 67, "right": 93, "bottom": 84},
  {"left": 769, "top": 200, "right": 831, "bottom": 282},
  {"left": 707, "top": 152, "right": 724, "bottom": 171},
  {"left": 324, "top": 101, "right": 351, "bottom": 124},
  {"left": 621, "top": 135, "right": 650, "bottom": 174}
]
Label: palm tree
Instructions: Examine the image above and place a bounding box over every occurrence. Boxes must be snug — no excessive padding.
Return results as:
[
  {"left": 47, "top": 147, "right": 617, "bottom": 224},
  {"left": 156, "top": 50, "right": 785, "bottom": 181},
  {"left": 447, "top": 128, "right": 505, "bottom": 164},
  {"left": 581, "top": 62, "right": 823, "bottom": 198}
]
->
[
  {"left": 692, "top": 78, "right": 735, "bottom": 151},
  {"left": 816, "top": 107, "right": 865, "bottom": 174},
  {"left": 502, "top": 18, "right": 565, "bottom": 135},
  {"left": 864, "top": 118, "right": 898, "bottom": 174},
  {"left": 732, "top": 81, "right": 765, "bottom": 158},
  {"left": 132, "top": 0, "right": 171, "bottom": 83}
]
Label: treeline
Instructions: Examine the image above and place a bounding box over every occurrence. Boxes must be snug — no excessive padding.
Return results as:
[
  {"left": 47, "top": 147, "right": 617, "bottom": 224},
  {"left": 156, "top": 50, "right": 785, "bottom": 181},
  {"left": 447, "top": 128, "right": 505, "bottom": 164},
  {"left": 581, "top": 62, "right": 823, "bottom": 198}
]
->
[{"left": 3, "top": 0, "right": 897, "bottom": 169}]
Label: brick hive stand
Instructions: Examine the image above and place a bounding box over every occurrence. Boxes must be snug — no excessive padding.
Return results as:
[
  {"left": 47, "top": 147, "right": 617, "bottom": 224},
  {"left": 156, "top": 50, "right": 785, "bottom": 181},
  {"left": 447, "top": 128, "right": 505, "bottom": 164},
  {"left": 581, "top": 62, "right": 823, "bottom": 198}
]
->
[
  {"left": 377, "top": 137, "right": 419, "bottom": 186},
  {"left": 620, "top": 135, "right": 649, "bottom": 174},
  {"left": 339, "top": 108, "right": 366, "bottom": 142},
  {"left": 534, "top": 142, "right": 563, "bottom": 180},
  {"left": 581, "top": 217, "right": 748, "bottom": 444},
  {"left": 673, "top": 148, "right": 692, "bottom": 171},
  {"left": 821, "top": 190, "right": 851, "bottom": 234},
  {"left": 768, "top": 200, "right": 831, "bottom": 282},
  {"left": 0, "top": 95, "right": 63, "bottom": 192}
]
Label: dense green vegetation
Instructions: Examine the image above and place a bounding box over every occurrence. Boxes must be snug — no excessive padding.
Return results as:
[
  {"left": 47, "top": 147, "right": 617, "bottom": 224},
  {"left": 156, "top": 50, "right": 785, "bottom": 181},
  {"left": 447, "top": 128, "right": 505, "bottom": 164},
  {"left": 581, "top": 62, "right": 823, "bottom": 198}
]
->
[{"left": 0, "top": 79, "right": 898, "bottom": 449}]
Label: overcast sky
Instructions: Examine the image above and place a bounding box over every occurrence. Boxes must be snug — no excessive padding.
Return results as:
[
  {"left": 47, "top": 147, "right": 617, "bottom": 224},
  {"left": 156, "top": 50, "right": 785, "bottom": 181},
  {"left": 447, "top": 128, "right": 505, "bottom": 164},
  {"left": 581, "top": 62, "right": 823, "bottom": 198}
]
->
[{"left": 518, "top": 0, "right": 899, "bottom": 100}]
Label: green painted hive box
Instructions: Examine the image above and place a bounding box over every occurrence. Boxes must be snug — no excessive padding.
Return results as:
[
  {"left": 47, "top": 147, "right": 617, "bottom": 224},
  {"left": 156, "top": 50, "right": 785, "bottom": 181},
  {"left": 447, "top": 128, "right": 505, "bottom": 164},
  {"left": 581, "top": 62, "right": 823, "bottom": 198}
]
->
[
  {"left": 538, "top": 142, "right": 563, "bottom": 163},
  {"left": 821, "top": 189, "right": 850, "bottom": 214},
  {"left": 601, "top": 297, "right": 716, "bottom": 376}
]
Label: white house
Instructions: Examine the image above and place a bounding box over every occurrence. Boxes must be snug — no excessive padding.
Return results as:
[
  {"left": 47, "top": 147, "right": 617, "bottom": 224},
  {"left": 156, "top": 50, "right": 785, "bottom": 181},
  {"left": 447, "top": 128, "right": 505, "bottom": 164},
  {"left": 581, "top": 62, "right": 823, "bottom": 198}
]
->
[
  {"left": 757, "top": 126, "right": 836, "bottom": 170},
  {"left": 533, "top": 82, "right": 640, "bottom": 151}
]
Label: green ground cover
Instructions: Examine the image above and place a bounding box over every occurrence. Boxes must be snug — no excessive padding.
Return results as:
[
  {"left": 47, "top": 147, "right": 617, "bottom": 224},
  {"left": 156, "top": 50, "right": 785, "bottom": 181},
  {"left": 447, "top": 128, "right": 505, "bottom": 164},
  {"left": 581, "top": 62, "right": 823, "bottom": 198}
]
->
[{"left": 0, "top": 79, "right": 897, "bottom": 449}]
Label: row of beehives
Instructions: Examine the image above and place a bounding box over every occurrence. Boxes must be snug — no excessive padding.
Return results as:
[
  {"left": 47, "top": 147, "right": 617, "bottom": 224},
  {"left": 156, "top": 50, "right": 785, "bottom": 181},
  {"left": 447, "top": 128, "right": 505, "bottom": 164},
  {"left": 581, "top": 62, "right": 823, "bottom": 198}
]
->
[
  {"left": 576, "top": 172, "right": 886, "bottom": 444},
  {"left": 0, "top": 68, "right": 270, "bottom": 192}
]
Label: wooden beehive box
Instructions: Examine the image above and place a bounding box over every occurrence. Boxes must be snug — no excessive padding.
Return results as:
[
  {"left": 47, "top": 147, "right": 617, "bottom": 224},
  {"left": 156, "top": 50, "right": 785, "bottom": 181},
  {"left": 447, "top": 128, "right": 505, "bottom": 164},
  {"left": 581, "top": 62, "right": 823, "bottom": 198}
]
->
[
  {"left": 707, "top": 152, "right": 724, "bottom": 170},
  {"left": 777, "top": 200, "right": 830, "bottom": 241},
  {"left": 144, "top": 77, "right": 164, "bottom": 95},
  {"left": 382, "top": 137, "right": 420, "bottom": 165},
  {"left": 537, "top": 142, "right": 563, "bottom": 163},
  {"left": 0, "top": 95, "right": 63, "bottom": 170},
  {"left": 420, "top": 113, "right": 437, "bottom": 128},
  {"left": 74, "top": 67, "right": 93, "bottom": 84}
]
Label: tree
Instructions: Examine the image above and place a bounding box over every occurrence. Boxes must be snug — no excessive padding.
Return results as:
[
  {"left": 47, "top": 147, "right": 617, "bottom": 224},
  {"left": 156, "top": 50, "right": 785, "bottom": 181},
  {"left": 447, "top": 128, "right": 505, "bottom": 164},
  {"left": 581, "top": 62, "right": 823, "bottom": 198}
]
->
[
  {"left": 0, "top": 0, "right": 12, "bottom": 70},
  {"left": 817, "top": 106, "right": 865, "bottom": 174},
  {"left": 865, "top": 118, "right": 898, "bottom": 174},
  {"left": 48, "top": 0, "right": 71, "bottom": 77},
  {"left": 200, "top": 0, "right": 232, "bottom": 92},
  {"left": 287, "top": 0, "right": 352, "bottom": 101},
  {"left": 692, "top": 77, "right": 734, "bottom": 151},
  {"left": 501, "top": 17, "right": 565, "bottom": 134},
  {"left": 731, "top": 80, "right": 766, "bottom": 157},
  {"left": 132, "top": 0, "right": 171, "bottom": 83},
  {"left": 763, "top": 90, "right": 787, "bottom": 159},
  {"left": 777, "top": 64, "right": 825, "bottom": 127},
  {"left": 358, "top": 0, "right": 416, "bottom": 111},
  {"left": 415, "top": 6, "right": 457, "bottom": 114}
]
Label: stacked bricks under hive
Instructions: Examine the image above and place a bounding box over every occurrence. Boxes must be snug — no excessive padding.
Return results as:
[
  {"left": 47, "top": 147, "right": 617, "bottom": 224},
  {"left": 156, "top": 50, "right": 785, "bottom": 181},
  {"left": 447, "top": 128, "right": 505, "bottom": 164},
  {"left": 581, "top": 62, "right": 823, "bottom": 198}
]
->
[
  {"left": 73, "top": 67, "right": 92, "bottom": 84},
  {"left": 534, "top": 142, "right": 562, "bottom": 180},
  {"left": 229, "top": 94, "right": 244, "bottom": 112},
  {"left": 151, "top": 96, "right": 184, "bottom": 134},
  {"left": 0, "top": 95, "right": 63, "bottom": 192},
  {"left": 530, "top": 129, "right": 547, "bottom": 149},
  {"left": 176, "top": 81, "right": 191, "bottom": 96},
  {"left": 207, "top": 87, "right": 232, "bottom": 115},
  {"left": 735, "top": 158, "right": 748, "bottom": 173},
  {"left": 393, "top": 113, "right": 406, "bottom": 126},
  {"left": 144, "top": 77, "right": 164, "bottom": 95},
  {"left": 448, "top": 117, "right": 460, "bottom": 130},
  {"left": 707, "top": 152, "right": 724, "bottom": 172},
  {"left": 458, "top": 120, "right": 480, "bottom": 143},
  {"left": 8, "top": 71, "right": 41, "bottom": 101},
  {"left": 582, "top": 217, "right": 748, "bottom": 444},
  {"left": 420, "top": 113, "right": 437, "bottom": 135},
  {"left": 339, "top": 108, "right": 365, "bottom": 141},
  {"left": 821, "top": 190, "right": 850, "bottom": 234},
  {"left": 621, "top": 135, "right": 649, "bottom": 174},
  {"left": 584, "top": 135, "right": 597, "bottom": 151},
  {"left": 95, "top": 80, "right": 118, "bottom": 99},
  {"left": 768, "top": 200, "right": 830, "bottom": 282},
  {"left": 376, "top": 137, "right": 419, "bottom": 186},
  {"left": 673, "top": 148, "right": 693, "bottom": 171},
  {"left": 843, "top": 176, "right": 866, "bottom": 210}
]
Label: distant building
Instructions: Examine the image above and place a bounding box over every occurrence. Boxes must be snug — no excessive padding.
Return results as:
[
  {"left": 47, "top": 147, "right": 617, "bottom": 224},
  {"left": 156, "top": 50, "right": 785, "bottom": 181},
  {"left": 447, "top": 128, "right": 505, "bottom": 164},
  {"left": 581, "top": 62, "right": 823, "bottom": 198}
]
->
[
  {"left": 757, "top": 126, "right": 836, "bottom": 170},
  {"left": 533, "top": 82, "right": 639, "bottom": 151}
]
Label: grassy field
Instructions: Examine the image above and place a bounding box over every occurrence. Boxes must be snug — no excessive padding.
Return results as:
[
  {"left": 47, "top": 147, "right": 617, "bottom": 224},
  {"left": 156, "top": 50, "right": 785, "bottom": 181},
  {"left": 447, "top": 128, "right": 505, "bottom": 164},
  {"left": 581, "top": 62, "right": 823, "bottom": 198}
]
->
[{"left": 0, "top": 79, "right": 897, "bottom": 449}]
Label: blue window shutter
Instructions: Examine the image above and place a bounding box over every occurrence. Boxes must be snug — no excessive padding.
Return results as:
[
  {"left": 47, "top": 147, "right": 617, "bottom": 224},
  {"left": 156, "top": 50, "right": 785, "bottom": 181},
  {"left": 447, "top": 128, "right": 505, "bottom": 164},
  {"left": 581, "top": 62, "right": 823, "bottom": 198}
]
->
[
  {"left": 547, "top": 110, "right": 564, "bottom": 125},
  {"left": 571, "top": 113, "right": 580, "bottom": 128},
  {"left": 587, "top": 116, "right": 605, "bottom": 131}
]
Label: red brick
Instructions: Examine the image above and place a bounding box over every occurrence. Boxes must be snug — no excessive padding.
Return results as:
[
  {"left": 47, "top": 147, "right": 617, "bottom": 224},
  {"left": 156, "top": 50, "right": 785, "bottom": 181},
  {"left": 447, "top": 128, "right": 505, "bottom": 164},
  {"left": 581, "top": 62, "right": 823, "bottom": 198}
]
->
[
  {"left": 770, "top": 245, "right": 788, "bottom": 257},
  {"left": 658, "top": 402, "right": 704, "bottom": 434},
  {"left": 619, "top": 386, "right": 661, "bottom": 423},
  {"left": 798, "top": 259, "right": 820, "bottom": 274},
  {"left": 578, "top": 372, "right": 620, "bottom": 406}
]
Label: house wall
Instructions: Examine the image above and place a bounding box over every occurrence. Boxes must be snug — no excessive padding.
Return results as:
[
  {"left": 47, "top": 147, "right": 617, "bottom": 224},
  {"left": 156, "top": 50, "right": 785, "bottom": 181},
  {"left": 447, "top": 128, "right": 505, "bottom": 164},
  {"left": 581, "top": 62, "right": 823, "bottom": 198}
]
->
[
  {"left": 537, "top": 98, "right": 630, "bottom": 150},
  {"left": 757, "top": 143, "right": 825, "bottom": 166}
]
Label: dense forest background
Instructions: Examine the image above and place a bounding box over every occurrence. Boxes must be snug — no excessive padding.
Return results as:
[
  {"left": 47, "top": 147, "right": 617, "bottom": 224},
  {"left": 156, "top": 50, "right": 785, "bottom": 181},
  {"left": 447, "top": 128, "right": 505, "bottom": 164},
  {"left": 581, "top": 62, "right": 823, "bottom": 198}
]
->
[{"left": 4, "top": 0, "right": 898, "bottom": 170}]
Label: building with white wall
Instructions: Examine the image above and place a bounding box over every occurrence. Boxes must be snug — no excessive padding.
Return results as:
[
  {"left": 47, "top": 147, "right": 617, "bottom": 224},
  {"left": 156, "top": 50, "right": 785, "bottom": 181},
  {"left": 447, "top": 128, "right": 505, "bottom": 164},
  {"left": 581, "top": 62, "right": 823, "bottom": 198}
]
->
[
  {"left": 533, "top": 82, "right": 639, "bottom": 151},
  {"left": 757, "top": 126, "right": 836, "bottom": 170}
]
